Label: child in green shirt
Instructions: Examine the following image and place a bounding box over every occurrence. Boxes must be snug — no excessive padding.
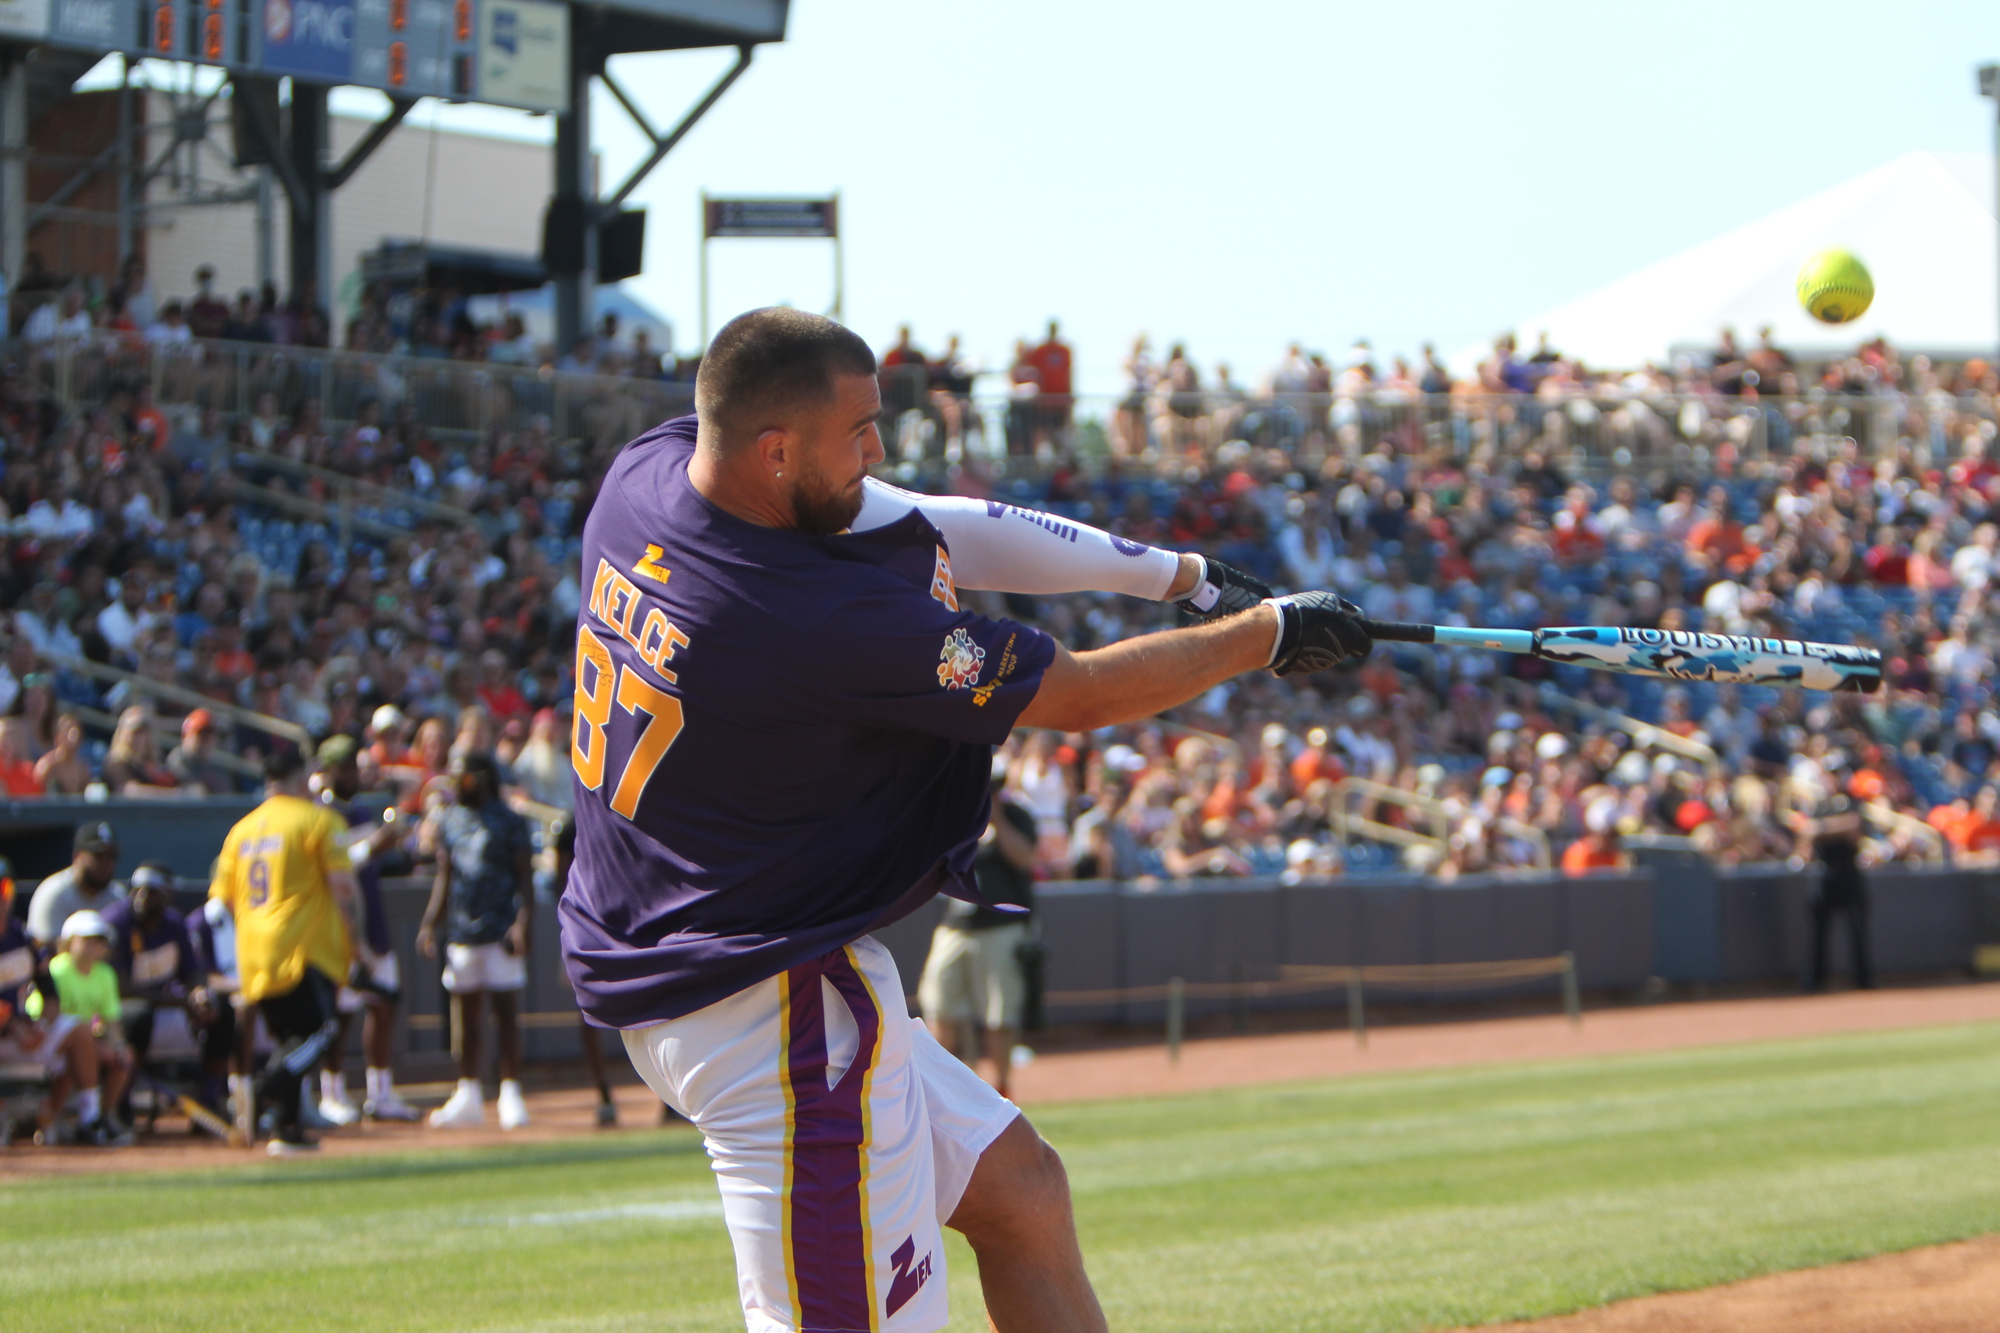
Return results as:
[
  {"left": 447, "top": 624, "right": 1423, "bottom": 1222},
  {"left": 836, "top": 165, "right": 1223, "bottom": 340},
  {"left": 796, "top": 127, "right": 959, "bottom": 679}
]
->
[{"left": 27, "top": 910, "right": 132, "bottom": 1137}]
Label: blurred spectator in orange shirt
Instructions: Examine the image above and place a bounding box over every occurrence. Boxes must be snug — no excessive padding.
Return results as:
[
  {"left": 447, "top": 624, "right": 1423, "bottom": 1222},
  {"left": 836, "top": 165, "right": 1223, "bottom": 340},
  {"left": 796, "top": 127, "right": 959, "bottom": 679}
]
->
[
  {"left": 1560, "top": 801, "right": 1629, "bottom": 874},
  {"left": 1289, "top": 727, "right": 1345, "bottom": 789},
  {"left": 880, "top": 325, "right": 926, "bottom": 370},
  {"left": 0, "top": 718, "right": 44, "bottom": 796},
  {"left": 1023, "top": 320, "right": 1072, "bottom": 399},
  {"left": 1945, "top": 787, "right": 2000, "bottom": 862}
]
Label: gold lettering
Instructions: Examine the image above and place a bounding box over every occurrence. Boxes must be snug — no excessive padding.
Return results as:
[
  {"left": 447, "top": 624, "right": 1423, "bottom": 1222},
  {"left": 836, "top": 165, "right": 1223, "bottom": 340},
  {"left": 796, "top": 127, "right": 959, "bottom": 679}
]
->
[
  {"left": 588, "top": 558, "right": 618, "bottom": 622},
  {"left": 637, "top": 609, "right": 679, "bottom": 682}
]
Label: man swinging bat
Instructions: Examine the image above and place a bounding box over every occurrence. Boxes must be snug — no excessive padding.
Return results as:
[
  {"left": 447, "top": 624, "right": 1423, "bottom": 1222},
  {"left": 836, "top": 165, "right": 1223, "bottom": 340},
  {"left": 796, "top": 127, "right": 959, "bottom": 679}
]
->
[{"left": 559, "top": 306, "right": 1371, "bottom": 1333}]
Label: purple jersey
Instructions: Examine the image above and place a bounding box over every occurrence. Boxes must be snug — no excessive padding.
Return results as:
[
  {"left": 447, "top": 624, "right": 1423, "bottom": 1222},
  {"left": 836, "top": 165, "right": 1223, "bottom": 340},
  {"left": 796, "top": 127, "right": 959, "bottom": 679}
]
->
[
  {"left": 559, "top": 416, "right": 1055, "bottom": 1027},
  {"left": 100, "top": 898, "right": 202, "bottom": 997}
]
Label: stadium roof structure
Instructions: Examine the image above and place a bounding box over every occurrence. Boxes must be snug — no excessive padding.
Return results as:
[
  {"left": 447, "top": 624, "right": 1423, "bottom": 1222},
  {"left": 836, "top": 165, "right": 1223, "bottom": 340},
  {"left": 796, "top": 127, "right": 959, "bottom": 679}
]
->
[
  {"left": 1483, "top": 151, "right": 1998, "bottom": 372},
  {"left": 577, "top": 0, "right": 789, "bottom": 55}
]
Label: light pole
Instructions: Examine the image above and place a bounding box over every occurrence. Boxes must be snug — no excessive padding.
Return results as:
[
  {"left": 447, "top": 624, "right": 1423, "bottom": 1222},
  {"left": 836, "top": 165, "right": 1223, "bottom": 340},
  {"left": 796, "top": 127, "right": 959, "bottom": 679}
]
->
[{"left": 1980, "top": 64, "right": 2000, "bottom": 367}]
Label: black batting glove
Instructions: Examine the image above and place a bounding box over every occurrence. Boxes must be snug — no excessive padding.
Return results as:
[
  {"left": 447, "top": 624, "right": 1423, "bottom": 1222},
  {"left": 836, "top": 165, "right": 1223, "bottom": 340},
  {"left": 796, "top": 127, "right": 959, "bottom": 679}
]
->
[
  {"left": 1174, "top": 555, "right": 1275, "bottom": 621},
  {"left": 1267, "top": 592, "right": 1374, "bottom": 675}
]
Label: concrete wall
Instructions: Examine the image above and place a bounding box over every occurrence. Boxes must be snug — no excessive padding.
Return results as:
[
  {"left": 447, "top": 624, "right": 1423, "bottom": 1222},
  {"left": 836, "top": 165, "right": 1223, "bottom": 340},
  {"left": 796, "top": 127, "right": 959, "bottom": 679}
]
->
[
  {"left": 876, "top": 873, "right": 1657, "bottom": 1026},
  {"left": 124, "top": 862, "right": 1988, "bottom": 1079},
  {"left": 0, "top": 795, "right": 259, "bottom": 881}
]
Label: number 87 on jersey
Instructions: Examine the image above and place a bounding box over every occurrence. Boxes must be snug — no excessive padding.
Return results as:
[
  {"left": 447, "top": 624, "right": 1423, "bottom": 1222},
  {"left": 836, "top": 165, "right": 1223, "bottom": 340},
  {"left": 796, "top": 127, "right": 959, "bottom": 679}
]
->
[{"left": 574, "top": 552, "right": 691, "bottom": 820}]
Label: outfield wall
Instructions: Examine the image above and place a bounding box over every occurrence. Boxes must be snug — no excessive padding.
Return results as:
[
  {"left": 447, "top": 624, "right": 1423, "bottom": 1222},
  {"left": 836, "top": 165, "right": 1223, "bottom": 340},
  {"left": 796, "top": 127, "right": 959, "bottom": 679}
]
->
[{"left": 361, "top": 864, "right": 1986, "bottom": 1073}]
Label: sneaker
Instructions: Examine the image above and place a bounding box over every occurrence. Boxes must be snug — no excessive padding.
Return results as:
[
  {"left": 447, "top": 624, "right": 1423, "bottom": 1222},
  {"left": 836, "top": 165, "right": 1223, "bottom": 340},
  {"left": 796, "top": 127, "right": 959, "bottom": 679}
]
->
[
  {"left": 318, "top": 1095, "right": 360, "bottom": 1127},
  {"left": 364, "top": 1093, "right": 420, "bottom": 1123},
  {"left": 496, "top": 1081, "right": 529, "bottom": 1131},
  {"left": 429, "top": 1083, "right": 485, "bottom": 1129},
  {"left": 266, "top": 1128, "right": 320, "bottom": 1156},
  {"left": 300, "top": 1096, "right": 335, "bottom": 1131},
  {"left": 79, "top": 1119, "right": 134, "bottom": 1148},
  {"left": 594, "top": 1101, "right": 619, "bottom": 1129}
]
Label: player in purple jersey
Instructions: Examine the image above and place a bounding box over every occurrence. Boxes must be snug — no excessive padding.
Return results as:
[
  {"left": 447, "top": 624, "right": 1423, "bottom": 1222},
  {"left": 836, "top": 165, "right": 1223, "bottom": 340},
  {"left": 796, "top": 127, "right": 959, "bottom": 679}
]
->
[{"left": 562, "top": 308, "right": 1370, "bottom": 1333}]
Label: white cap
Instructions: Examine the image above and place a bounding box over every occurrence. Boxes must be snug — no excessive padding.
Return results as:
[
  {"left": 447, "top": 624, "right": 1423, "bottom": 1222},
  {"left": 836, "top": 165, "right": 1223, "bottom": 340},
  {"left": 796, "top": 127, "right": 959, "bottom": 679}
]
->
[
  {"left": 1535, "top": 733, "right": 1570, "bottom": 761},
  {"left": 370, "top": 704, "right": 405, "bottom": 734},
  {"left": 61, "top": 909, "right": 112, "bottom": 941}
]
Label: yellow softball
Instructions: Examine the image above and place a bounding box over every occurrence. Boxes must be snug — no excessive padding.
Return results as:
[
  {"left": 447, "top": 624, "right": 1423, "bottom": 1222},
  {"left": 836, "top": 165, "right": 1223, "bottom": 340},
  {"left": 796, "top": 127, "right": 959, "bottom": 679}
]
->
[{"left": 1796, "top": 249, "right": 1873, "bottom": 325}]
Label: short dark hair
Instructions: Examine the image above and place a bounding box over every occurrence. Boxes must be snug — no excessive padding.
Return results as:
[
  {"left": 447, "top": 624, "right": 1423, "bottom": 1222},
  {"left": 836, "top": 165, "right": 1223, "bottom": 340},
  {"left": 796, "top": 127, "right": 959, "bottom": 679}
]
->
[
  {"left": 264, "top": 747, "right": 306, "bottom": 784},
  {"left": 694, "top": 308, "right": 875, "bottom": 450},
  {"left": 456, "top": 751, "right": 497, "bottom": 781}
]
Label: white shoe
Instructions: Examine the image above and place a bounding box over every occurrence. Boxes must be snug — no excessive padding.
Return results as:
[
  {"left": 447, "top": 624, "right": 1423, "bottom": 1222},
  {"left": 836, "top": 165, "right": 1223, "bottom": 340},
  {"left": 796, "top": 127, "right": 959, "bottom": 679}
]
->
[
  {"left": 496, "top": 1080, "right": 529, "bottom": 1131},
  {"left": 300, "top": 1096, "right": 334, "bottom": 1130},
  {"left": 428, "top": 1083, "right": 485, "bottom": 1129},
  {"left": 318, "top": 1095, "right": 360, "bottom": 1127},
  {"left": 364, "top": 1093, "right": 420, "bottom": 1123}
]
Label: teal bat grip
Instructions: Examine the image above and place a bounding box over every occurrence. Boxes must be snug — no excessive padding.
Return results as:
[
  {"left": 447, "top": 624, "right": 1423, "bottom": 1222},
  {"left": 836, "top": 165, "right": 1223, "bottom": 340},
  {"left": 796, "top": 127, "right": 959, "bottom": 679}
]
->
[
  {"left": 1431, "top": 625, "right": 1537, "bottom": 654},
  {"left": 1362, "top": 619, "right": 1535, "bottom": 654}
]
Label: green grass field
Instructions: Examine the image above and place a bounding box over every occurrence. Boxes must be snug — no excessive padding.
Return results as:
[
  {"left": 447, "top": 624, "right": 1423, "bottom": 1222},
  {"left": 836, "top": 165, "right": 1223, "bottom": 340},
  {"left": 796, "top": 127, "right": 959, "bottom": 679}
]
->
[{"left": 6, "top": 1022, "right": 1999, "bottom": 1333}]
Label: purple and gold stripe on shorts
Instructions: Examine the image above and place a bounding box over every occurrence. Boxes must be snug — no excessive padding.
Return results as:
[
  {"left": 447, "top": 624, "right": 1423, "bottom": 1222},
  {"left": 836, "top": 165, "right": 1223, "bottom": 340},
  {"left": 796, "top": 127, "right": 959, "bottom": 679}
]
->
[{"left": 780, "top": 945, "right": 886, "bottom": 1332}]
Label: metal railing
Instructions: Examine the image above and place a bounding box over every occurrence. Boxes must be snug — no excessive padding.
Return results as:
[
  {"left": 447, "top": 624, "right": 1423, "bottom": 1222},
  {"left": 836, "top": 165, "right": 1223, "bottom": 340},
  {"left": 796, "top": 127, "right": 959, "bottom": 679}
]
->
[
  {"left": 11, "top": 334, "right": 1986, "bottom": 480},
  {"left": 1860, "top": 801, "right": 1949, "bottom": 863},
  {"left": 44, "top": 651, "right": 313, "bottom": 750},
  {"left": 230, "top": 450, "right": 478, "bottom": 529},
  {"left": 1500, "top": 679, "right": 1723, "bottom": 774},
  {"left": 893, "top": 386, "right": 1986, "bottom": 482},
  {"left": 1331, "top": 775, "right": 1553, "bottom": 873},
  {"left": 66, "top": 700, "right": 264, "bottom": 782},
  {"left": 13, "top": 333, "right": 695, "bottom": 450}
]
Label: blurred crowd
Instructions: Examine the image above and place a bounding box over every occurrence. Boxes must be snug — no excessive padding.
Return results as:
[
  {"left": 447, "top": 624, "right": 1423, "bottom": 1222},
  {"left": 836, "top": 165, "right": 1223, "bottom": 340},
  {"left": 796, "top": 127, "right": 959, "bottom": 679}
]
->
[
  {"left": 7, "top": 254, "right": 683, "bottom": 382},
  {"left": 0, "top": 297, "right": 1996, "bottom": 888}
]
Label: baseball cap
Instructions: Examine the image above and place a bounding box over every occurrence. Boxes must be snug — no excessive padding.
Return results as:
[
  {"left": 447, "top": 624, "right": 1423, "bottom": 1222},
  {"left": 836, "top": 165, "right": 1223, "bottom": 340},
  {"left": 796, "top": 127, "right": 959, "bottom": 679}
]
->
[
  {"left": 371, "top": 704, "right": 405, "bottom": 734},
  {"left": 74, "top": 821, "right": 117, "bottom": 855},
  {"left": 61, "top": 910, "right": 112, "bottom": 942},
  {"left": 316, "top": 734, "right": 359, "bottom": 768},
  {"left": 184, "top": 708, "right": 215, "bottom": 733}
]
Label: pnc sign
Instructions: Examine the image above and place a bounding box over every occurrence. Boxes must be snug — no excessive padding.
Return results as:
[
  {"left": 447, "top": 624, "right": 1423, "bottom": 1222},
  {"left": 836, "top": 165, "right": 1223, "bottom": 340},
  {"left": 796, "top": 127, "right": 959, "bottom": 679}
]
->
[{"left": 262, "top": 0, "right": 355, "bottom": 78}]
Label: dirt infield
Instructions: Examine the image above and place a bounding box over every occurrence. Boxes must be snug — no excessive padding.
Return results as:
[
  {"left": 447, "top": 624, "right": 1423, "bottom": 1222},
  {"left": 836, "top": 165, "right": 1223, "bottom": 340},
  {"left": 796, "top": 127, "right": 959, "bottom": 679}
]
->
[
  {"left": 1007, "top": 979, "right": 2000, "bottom": 1103},
  {"left": 1451, "top": 1234, "right": 2000, "bottom": 1333}
]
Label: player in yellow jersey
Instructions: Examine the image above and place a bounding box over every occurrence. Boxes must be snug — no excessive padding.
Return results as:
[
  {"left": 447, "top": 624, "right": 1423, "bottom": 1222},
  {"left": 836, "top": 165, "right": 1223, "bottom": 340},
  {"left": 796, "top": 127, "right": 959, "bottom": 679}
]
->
[{"left": 209, "top": 748, "right": 359, "bottom": 1156}]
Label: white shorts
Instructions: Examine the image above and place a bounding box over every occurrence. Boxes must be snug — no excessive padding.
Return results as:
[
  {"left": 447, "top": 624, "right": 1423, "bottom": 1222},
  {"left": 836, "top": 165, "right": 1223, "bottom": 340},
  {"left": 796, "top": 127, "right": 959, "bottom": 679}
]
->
[
  {"left": 623, "top": 935, "right": 1019, "bottom": 1333},
  {"left": 0, "top": 1014, "right": 79, "bottom": 1076},
  {"left": 916, "top": 922, "right": 1030, "bottom": 1032},
  {"left": 337, "top": 948, "right": 402, "bottom": 1013},
  {"left": 442, "top": 942, "right": 526, "bottom": 994}
]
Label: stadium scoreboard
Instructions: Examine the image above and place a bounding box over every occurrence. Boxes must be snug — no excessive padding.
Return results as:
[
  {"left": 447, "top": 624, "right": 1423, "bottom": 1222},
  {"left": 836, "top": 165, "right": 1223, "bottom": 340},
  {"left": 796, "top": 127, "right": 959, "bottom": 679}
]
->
[{"left": 0, "top": 0, "right": 568, "bottom": 111}]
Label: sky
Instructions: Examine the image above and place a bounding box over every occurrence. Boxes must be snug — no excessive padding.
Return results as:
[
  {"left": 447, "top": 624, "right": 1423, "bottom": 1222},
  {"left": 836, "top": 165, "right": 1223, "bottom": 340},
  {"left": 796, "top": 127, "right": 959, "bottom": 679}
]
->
[{"left": 91, "top": 1, "right": 2000, "bottom": 391}]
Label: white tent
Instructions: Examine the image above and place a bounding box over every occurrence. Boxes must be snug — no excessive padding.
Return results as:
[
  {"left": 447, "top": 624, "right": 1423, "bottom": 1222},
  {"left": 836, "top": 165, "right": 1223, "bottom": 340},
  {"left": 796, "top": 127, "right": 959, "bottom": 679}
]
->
[{"left": 1463, "top": 151, "right": 1998, "bottom": 374}]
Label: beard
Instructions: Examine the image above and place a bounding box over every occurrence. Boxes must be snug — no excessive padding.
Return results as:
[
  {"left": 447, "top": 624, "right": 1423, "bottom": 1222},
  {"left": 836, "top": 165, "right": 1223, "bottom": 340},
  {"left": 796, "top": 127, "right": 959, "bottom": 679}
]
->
[{"left": 786, "top": 454, "right": 865, "bottom": 536}]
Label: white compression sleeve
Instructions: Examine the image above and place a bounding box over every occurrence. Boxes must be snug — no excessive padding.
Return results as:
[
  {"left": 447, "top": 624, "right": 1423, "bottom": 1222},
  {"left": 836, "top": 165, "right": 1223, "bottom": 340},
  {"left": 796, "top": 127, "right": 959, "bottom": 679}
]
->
[{"left": 850, "top": 478, "right": 1180, "bottom": 599}]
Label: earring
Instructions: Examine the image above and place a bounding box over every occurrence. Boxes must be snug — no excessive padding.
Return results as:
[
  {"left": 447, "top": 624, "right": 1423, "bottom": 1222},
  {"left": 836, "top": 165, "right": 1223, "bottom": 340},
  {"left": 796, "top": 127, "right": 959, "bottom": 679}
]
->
[{"left": 775, "top": 471, "right": 783, "bottom": 477}]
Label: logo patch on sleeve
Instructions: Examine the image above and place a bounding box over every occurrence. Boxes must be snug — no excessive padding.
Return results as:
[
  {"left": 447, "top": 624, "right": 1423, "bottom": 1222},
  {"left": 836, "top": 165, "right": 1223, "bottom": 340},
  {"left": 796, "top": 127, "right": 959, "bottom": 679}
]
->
[
  {"left": 930, "top": 545, "right": 959, "bottom": 611},
  {"left": 937, "top": 628, "right": 986, "bottom": 690}
]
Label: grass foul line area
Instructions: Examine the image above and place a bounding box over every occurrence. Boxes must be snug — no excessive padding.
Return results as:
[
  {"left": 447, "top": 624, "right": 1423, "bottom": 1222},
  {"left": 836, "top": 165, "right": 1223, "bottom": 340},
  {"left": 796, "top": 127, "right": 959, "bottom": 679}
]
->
[{"left": 2, "top": 1022, "right": 1997, "bottom": 1332}]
